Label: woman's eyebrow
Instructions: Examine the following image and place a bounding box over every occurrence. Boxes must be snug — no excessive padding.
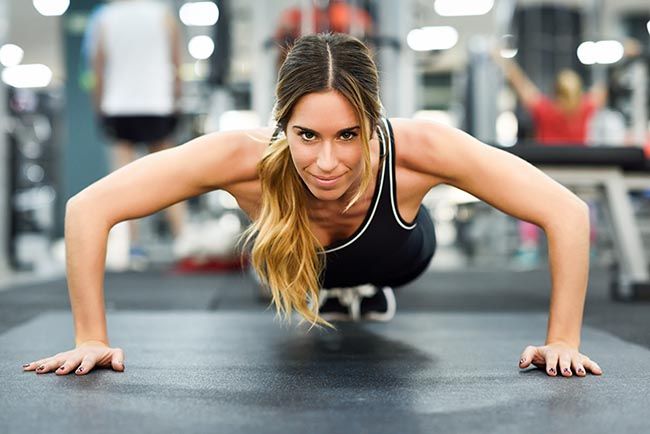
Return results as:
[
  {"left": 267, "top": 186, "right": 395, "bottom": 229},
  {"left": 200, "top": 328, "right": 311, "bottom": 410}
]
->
[{"left": 292, "top": 125, "right": 360, "bottom": 134}]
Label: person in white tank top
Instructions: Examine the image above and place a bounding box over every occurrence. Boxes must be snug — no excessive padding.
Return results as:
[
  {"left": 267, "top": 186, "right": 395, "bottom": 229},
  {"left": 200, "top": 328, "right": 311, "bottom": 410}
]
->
[
  {"left": 91, "top": 0, "right": 187, "bottom": 267},
  {"left": 96, "top": 0, "right": 178, "bottom": 115}
]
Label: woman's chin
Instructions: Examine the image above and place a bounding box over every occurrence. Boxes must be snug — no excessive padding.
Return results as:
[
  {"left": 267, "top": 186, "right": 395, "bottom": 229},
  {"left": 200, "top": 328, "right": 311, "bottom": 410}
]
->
[{"left": 306, "top": 184, "right": 344, "bottom": 201}]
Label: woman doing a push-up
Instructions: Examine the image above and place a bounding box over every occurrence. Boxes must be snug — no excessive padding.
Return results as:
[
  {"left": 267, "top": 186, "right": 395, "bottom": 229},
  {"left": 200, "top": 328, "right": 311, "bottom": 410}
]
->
[{"left": 22, "top": 33, "right": 602, "bottom": 379}]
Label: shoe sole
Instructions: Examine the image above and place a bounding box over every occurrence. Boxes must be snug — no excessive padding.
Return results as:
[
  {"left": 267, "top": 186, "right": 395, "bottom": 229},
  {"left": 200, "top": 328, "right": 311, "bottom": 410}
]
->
[
  {"left": 317, "top": 288, "right": 354, "bottom": 322},
  {"left": 316, "top": 286, "right": 397, "bottom": 323},
  {"left": 362, "top": 287, "right": 396, "bottom": 322},
  {"left": 320, "top": 312, "right": 355, "bottom": 322}
]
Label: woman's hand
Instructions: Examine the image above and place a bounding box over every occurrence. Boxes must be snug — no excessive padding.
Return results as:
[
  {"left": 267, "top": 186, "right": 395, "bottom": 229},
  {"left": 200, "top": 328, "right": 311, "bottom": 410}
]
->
[
  {"left": 22, "top": 341, "right": 125, "bottom": 376},
  {"left": 518, "top": 342, "right": 603, "bottom": 377}
]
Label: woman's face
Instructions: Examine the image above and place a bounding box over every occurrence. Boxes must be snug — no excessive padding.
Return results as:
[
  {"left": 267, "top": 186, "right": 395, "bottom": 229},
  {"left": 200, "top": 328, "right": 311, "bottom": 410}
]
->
[{"left": 286, "top": 90, "right": 366, "bottom": 203}]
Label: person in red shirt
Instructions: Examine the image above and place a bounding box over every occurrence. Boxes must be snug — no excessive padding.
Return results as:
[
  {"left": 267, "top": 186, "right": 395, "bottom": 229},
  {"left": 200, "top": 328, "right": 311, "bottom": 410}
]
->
[
  {"left": 527, "top": 70, "right": 600, "bottom": 145},
  {"left": 493, "top": 55, "right": 607, "bottom": 264},
  {"left": 495, "top": 56, "right": 606, "bottom": 145},
  {"left": 274, "top": 0, "right": 374, "bottom": 69},
  {"left": 494, "top": 39, "right": 645, "bottom": 145}
]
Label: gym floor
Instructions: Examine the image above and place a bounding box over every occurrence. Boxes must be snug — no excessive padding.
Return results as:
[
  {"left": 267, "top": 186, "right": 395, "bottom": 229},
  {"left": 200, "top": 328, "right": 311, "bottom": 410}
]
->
[{"left": 1, "top": 265, "right": 649, "bottom": 433}]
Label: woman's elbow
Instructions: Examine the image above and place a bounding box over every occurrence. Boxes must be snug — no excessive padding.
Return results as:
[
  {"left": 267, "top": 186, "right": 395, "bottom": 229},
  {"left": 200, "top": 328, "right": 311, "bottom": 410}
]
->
[
  {"left": 563, "top": 198, "right": 590, "bottom": 230},
  {"left": 66, "top": 192, "right": 92, "bottom": 213},
  {"left": 65, "top": 195, "right": 113, "bottom": 231},
  {"left": 543, "top": 196, "right": 589, "bottom": 232},
  {"left": 573, "top": 198, "right": 590, "bottom": 217},
  {"left": 65, "top": 195, "right": 95, "bottom": 224},
  {"left": 65, "top": 196, "right": 82, "bottom": 214}
]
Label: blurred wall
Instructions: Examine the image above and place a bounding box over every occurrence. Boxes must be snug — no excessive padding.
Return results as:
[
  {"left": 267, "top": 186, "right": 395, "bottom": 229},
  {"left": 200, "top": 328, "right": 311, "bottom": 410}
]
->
[
  {"left": 59, "top": 0, "right": 108, "bottom": 236},
  {"left": 1, "top": 0, "right": 9, "bottom": 272},
  {"left": 7, "top": 0, "right": 64, "bottom": 80}
]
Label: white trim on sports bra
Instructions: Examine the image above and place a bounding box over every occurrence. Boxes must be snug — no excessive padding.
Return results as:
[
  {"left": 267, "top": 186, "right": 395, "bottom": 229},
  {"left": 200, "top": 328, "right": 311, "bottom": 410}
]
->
[{"left": 383, "top": 117, "right": 417, "bottom": 230}]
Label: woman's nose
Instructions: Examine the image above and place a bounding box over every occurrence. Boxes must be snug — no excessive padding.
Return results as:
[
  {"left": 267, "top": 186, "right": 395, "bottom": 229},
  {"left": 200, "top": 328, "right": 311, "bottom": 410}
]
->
[{"left": 316, "top": 143, "right": 338, "bottom": 172}]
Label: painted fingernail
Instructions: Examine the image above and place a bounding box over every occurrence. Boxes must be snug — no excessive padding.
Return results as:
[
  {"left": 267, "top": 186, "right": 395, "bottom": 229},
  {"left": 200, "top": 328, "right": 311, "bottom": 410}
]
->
[
  {"left": 37, "top": 365, "right": 44, "bottom": 371},
  {"left": 578, "top": 368, "right": 585, "bottom": 374},
  {"left": 520, "top": 358, "right": 525, "bottom": 364},
  {"left": 548, "top": 368, "right": 555, "bottom": 374},
  {"left": 22, "top": 364, "right": 30, "bottom": 368},
  {"left": 58, "top": 366, "right": 65, "bottom": 371},
  {"left": 563, "top": 368, "right": 571, "bottom": 374}
]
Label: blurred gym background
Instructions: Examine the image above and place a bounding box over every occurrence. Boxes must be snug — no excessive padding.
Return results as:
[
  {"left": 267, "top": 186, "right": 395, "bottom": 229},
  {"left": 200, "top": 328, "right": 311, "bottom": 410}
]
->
[{"left": 1, "top": 0, "right": 649, "bottom": 299}]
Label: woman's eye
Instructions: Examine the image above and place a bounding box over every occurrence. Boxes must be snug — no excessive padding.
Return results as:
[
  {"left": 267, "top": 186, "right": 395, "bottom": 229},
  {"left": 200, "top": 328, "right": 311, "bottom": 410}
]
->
[
  {"left": 300, "top": 131, "right": 315, "bottom": 141},
  {"left": 341, "top": 132, "right": 357, "bottom": 140}
]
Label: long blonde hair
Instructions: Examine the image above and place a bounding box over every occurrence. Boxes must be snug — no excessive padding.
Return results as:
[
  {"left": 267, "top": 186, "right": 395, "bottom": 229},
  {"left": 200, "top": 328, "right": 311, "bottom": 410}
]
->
[
  {"left": 241, "top": 33, "right": 384, "bottom": 329},
  {"left": 554, "top": 69, "right": 584, "bottom": 113}
]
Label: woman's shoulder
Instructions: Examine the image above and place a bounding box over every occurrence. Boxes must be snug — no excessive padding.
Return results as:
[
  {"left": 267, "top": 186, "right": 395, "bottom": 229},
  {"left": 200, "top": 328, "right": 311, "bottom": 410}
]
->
[
  {"left": 385, "top": 117, "right": 448, "bottom": 186},
  {"left": 220, "top": 126, "right": 277, "bottom": 181},
  {"left": 387, "top": 116, "right": 449, "bottom": 136},
  {"left": 214, "top": 127, "right": 275, "bottom": 210},
  {"left": 237, "top": 126, "right": 277, "bottom": 157},
  {"left": 181, "top": 127, "right": 274, "bottom": 193},
  {"left": 387, "top": 117, "right": 441, "bottom": 161},
  {"left": 240, "top": 126, "right": 278, "bottom": 144}
]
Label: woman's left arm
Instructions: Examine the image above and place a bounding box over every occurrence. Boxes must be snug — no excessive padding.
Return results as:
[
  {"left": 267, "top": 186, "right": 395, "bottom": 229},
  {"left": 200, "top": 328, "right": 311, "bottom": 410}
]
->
[{"left": 412, "top": 120, "right": 603, "bottom": 377}]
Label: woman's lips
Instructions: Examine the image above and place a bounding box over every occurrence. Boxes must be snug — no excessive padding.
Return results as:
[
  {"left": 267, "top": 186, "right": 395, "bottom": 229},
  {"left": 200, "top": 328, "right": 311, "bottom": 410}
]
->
[{"left": 311, "top": 173, "right": 342, "bottom": 187}]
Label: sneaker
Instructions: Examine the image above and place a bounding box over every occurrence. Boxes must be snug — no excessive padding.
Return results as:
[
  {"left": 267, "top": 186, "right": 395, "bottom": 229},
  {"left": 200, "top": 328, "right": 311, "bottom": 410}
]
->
[
  {"left": 317, "top": 288, "right": 355, "bottom": 322},
  {"left": 317, "top": 284, "right": 396, "bottom": 322},
  {"left": 360, "top": 286, "right": 396, "bottom": 322}
]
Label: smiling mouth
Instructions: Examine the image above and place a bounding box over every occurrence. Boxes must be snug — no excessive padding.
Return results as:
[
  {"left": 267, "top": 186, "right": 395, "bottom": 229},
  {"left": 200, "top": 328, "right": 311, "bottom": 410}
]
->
[{"left": 314, "top": 175, "right": 340, "bottom": 181}]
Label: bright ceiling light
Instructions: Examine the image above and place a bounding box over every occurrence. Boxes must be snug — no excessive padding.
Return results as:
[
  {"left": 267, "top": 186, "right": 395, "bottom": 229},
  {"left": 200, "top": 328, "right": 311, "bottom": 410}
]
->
[
  {"left": 596, "top": 40, "right": 624, "bottom": 64},
  {"left": 500, "top": 48, "right": 518, "bottom": 59},
  {"left": 2, "top": 64, "right": 53, "bottom": 88},
  {"left": 179, "top": 2, "right": 219, "bottom": 26},
  {"left": 647, "top": 20, "right": 650, "bottom": 35},
  {"left": 407, "top": 26, "right": 458, "bottom": 51},
  {"left": 496, "top": 111, "right": 518, "bottom": 147},
  {"left": 33, "top": 0, "right": 69, "bottom": 16},
  {"left": 194, "top": 60, "right": 209, "bottom": 78},
  {"left": 188, "top": 35, "right": 215, "bottom": 60},
  {"left": 0, "top": 44, "right": 24, "bottom": 67},
  {"left": 578, "top": 40, "right": 624, "bottom": 65},
  {"left": 577, "top": 41, "right": 597, "bottom": 65},
  {"left": 500, "top": 34, "right": 517, "bottom": 58},
  {"left": 434, "top": 0, "right": 494, "bottom": 17}
]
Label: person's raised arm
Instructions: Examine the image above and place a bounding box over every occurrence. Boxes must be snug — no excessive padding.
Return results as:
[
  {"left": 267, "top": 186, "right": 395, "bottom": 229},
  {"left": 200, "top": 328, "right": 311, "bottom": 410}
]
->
[
  {"left": 491, "top": 50, "right": 542, "bottom": 109},
  {"left": 22, "top": 129, "right": 266, "bottom": 376},
  {"left": 405, "top": 118, "right": 602, "bottom": 378},
  {"left": 165, "top": 8, "right": 182, "bottom": 106},
  {"left": 91, "top": 24, "right": 106, "bottom": 113}
]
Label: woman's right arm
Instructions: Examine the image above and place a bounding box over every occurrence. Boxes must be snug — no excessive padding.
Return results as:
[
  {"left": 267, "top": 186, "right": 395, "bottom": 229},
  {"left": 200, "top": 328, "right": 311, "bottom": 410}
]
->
[
  {"left": 23, "top": 128, "right": 268, "bottom": 375},
  {"left": 66, "top": 130, "right": 258, "bottom": 345}
]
